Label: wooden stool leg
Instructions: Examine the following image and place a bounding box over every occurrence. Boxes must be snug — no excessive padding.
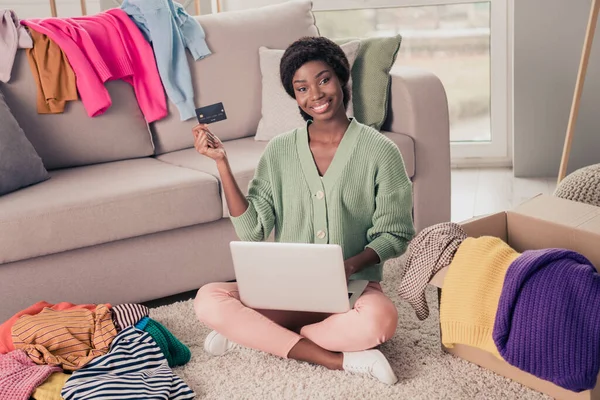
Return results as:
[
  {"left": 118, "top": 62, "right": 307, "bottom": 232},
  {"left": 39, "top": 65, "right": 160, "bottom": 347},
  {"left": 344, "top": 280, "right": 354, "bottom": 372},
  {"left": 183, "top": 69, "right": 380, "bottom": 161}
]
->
[{"left": 558, "top": 0, "right": 600, "bottom": 184}]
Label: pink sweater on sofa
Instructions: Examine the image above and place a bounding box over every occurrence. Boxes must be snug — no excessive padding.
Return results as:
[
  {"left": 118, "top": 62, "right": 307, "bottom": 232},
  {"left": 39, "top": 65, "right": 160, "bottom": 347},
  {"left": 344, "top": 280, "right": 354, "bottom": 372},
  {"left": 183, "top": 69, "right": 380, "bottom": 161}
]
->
[{"left": 22, "top": 9, "right": 167, "bottom": 122}]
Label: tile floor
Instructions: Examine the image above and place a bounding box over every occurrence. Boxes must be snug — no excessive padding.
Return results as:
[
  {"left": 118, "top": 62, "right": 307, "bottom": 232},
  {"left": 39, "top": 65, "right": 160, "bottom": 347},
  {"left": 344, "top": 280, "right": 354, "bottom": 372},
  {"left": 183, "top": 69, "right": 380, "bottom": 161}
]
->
[{"left": 451, "top": 167, "right": 557, "bottom": 223}]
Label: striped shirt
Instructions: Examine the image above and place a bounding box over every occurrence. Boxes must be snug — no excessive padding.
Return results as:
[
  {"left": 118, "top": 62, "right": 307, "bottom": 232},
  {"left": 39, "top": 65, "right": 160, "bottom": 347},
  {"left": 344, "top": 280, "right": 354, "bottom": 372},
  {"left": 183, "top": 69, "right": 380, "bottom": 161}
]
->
[
  {"left": 111, "top": 303, "right": 149, "bottom": 332},
  {"left": 11, "top": 305, "right": 116, "bottom": 371},
  {"left": 61, "top": 326, "right": 195, "bottom": 400},
  {"left": 0, "top": 301, "right": 100, "bottom": 355}
]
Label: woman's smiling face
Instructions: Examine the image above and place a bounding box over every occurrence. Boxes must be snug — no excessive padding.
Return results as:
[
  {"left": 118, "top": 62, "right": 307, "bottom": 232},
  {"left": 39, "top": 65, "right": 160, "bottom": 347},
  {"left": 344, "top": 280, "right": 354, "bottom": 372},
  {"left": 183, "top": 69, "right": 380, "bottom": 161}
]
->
[{"left": 292, "top": 60, "right": 345, "bottom": 122}]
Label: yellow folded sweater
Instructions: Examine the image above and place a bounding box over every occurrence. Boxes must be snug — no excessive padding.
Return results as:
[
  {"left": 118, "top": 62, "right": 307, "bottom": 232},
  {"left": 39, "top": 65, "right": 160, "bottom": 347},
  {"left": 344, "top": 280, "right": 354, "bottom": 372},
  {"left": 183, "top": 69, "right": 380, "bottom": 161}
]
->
[{"left": 440, "top": 236, "right": 520, "bottom": 358}]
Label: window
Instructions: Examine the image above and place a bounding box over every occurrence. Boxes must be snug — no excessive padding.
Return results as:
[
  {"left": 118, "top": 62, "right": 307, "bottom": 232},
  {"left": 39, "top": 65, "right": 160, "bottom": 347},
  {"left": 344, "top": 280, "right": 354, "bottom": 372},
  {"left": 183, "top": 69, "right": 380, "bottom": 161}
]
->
[{"left": 313, "top": 0, "right": 511, "bottom": 163}]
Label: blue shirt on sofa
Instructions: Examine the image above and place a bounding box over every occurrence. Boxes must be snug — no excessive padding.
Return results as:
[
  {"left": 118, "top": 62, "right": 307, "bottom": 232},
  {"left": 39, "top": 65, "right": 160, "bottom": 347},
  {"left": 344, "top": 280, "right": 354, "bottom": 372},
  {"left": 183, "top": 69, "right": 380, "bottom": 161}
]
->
[{"left": 121, "top": 0, "right": 212, "bottom": 121}]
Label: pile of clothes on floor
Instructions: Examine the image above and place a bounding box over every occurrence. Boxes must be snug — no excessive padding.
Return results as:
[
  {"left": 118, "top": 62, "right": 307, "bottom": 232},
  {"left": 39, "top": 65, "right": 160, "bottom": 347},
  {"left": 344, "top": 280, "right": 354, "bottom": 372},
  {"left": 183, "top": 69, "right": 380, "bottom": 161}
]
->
[
  {"left": 0, "top": 302, "right": 194, "bottom": 399},
  {"left": 1, "top": 0, "right": 211, "bottom": 122},
  {"left": 399, "top": 223, "right": 600, "bottom": 393}
]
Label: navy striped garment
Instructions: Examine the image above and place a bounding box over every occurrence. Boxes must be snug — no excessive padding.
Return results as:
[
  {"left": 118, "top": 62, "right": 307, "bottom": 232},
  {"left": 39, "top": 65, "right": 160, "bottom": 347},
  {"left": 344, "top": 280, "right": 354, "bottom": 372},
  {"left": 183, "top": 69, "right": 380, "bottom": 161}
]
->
[{"left": 61, "top": 326, "right": 195, "bottom": 400}]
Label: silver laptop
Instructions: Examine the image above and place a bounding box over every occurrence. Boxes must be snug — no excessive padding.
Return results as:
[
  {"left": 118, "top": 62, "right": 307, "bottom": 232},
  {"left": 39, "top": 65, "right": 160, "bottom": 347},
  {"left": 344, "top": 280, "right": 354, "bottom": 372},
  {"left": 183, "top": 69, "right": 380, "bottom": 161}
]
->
[{"left": 230, "top": 241, "right": 369, "bottom": 313}]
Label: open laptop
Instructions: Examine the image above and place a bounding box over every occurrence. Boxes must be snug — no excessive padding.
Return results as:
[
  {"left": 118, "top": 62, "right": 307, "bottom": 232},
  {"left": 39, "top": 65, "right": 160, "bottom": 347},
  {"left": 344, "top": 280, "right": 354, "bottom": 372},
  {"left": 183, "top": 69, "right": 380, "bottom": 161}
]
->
[{"left": 230, "top": 241, "right": 369, "bottom": 314}]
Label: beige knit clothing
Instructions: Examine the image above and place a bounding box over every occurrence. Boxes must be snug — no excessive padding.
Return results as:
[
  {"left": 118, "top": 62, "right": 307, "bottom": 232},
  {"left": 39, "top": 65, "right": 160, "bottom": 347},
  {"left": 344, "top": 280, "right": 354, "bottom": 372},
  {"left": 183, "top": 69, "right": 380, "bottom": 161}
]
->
[{"left": 399, "top": 222, "right": 467, "bottom": 320}]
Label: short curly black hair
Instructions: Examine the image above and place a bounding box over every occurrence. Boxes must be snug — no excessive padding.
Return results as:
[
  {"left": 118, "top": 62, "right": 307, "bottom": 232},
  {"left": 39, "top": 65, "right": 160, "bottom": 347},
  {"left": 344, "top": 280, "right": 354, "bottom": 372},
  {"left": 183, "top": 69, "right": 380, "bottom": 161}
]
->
[{"left": 280, "top": 36, "right": 351, "bottom": 121}]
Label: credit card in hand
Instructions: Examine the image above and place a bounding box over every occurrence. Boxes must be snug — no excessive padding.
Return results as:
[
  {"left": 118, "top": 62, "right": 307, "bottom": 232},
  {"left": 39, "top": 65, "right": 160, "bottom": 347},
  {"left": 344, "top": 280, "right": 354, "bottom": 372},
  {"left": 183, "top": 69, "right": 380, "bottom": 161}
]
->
[{"left": 196, "top": 102, "right": 227, "bottom": 124}]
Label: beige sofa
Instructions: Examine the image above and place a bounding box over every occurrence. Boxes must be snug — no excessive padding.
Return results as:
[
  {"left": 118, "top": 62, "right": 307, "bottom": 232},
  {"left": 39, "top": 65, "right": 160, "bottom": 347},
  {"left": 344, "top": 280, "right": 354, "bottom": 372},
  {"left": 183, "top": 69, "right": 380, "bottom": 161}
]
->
[{"left": 0, "top": 1, "right": 450, "bottom": 322}]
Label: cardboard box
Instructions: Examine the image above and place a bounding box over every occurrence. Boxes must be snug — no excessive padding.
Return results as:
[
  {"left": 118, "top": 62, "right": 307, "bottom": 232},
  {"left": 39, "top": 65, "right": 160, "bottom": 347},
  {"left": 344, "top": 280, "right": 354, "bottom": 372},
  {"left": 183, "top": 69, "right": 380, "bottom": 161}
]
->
[{"left": 429, "top": 194, "right": 600, "bottom": 400}]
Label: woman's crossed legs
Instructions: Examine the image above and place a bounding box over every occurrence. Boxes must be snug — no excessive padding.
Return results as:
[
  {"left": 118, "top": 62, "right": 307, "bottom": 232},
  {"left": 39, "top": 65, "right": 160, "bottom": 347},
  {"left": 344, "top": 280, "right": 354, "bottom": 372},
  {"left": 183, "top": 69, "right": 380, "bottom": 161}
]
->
[{"left": 194, "top": 281, "right": 399, "bottom": 384}]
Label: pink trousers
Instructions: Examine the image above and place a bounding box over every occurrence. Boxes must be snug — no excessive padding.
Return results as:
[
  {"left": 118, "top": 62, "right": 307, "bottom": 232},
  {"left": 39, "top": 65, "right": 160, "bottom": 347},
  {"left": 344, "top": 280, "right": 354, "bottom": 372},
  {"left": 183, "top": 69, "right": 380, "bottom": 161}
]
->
[{"left": 194, "top": 281, "right": 398, "bottom": 358}]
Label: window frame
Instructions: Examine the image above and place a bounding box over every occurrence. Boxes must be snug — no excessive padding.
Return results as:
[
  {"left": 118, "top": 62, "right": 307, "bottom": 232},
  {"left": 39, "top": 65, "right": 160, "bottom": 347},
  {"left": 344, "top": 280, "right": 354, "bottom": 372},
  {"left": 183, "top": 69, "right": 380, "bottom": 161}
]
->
[{"left": 312, "top": 0, "right": 513, "bottom": 166}]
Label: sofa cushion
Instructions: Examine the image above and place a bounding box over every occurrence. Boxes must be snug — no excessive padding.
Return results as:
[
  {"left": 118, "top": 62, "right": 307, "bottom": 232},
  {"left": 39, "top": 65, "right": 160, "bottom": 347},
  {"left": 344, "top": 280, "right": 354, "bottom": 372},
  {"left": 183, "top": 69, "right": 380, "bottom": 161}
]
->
[
  {"left": 0, "top": 51, "right": 155, "bottom": 170},
  {"left": 157, "top": 131, "right": 414, "bottom": 218},
  {"left": 0, "top": 158, "right": 223, "bottom": 264},
  {"left": 150, "top": 0, "right": 319, "bottom": 154},
  {"left": 157, "top": 137, "right": 269, "bottom": 217}
]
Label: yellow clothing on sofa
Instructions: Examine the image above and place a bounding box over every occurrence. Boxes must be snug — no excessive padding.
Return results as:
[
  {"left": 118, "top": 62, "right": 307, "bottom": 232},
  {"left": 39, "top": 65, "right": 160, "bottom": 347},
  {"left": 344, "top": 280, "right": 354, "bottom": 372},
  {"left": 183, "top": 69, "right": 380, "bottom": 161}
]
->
[
  {"left": 32, "top": 372, "right": 70, "bottom": 400},
  {"left": 440, "top": 236, "right": 520, "bottom": 358}
]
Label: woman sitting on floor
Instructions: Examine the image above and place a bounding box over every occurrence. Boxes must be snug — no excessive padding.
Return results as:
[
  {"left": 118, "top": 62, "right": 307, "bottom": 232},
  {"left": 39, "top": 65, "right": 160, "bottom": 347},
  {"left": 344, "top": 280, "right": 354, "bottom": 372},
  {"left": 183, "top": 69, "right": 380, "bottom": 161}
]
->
[{"left": 191, "top": 36, "right": 415, "bottom": 385}]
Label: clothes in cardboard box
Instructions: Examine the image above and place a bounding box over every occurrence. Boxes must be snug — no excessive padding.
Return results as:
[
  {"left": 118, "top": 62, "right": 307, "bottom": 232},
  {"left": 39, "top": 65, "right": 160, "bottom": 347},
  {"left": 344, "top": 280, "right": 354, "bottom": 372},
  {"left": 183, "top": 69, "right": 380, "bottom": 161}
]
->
[{"left": 401, "top": 222, "right": 600, "bottom": 392}]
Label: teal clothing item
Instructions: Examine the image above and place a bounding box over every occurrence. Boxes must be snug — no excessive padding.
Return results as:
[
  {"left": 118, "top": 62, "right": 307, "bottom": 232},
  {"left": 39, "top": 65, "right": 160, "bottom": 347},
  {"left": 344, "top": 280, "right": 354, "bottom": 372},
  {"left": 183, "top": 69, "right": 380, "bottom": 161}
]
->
[
  {"left": 134, "top": 316, "right": 150, "bottom": 330},
  {"left": 231, "top": 118, "right": 415, "bottom": 282},
  {"left": 135, "top": 317, "right": 191, "bottom": 367},
  {"left": 120, "top": 0, "right": 211, "bottom": 121}
]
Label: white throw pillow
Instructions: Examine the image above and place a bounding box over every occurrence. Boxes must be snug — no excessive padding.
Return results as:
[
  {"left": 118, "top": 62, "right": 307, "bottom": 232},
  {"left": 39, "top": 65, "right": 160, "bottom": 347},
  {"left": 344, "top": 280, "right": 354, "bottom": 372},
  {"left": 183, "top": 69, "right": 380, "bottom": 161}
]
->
[{"left": 254, "top": 40, "right": 361, "bottom": 142}]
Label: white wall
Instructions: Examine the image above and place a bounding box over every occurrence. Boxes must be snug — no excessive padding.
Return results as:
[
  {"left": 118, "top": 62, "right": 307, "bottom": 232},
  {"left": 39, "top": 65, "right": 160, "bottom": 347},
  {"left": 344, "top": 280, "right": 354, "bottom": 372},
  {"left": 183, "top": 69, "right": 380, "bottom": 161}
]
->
[{"left": 514, "top": 0, "right": 600, "bottom": 177}]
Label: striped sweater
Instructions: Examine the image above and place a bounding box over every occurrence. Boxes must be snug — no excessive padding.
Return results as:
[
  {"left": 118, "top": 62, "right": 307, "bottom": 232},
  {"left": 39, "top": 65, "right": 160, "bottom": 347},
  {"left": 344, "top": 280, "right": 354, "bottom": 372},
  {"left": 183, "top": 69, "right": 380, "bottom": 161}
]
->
[
  {"left": 11, "top": 305, "right": 117, "bottom": 371},
  {"left": 231, "top": 118, "right": 415, "bottom": 282},
  {"left": 0, "top": 301, "right": 100, "bottom": 355},
  {"left": 61, "top": 326, "right": 195, "bottom": 400}
]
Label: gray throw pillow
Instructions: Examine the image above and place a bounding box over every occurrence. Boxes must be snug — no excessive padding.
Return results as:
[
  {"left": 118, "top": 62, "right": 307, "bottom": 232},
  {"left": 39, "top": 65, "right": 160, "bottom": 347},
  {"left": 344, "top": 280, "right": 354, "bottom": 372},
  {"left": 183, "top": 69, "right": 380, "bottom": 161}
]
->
[{"left": 0, "top": 90, "right": 49, "bottom": 195}]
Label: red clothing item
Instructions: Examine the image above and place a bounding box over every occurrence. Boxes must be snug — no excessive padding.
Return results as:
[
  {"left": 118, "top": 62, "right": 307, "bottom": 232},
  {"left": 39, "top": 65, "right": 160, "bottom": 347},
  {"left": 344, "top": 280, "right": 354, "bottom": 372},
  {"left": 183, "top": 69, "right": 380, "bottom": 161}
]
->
[
  {"left": 0, "top": 302, "right": 105, "bottom": 354},
  {"left": 21, "top": 9, "right": 167, "bottom": 122}
]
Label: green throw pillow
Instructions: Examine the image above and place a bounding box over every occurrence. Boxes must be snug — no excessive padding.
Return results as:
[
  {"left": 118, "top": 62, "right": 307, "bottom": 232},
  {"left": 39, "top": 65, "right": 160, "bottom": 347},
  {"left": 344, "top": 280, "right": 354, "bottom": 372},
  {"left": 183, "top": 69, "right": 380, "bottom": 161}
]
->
[{"left": 335, "top": 35, "right": 402, "bottom": 130}]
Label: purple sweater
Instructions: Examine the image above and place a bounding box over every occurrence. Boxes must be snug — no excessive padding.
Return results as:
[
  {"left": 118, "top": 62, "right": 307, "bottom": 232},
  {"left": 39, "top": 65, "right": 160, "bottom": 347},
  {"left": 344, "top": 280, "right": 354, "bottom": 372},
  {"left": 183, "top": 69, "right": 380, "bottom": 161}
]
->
[{"left": 493, "top": 248, "right": 600, "bottom": 392}]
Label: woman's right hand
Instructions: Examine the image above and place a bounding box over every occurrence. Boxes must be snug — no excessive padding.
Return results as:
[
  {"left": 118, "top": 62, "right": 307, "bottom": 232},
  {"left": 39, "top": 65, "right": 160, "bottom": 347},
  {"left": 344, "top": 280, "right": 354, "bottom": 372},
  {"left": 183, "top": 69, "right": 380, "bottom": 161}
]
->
[{"left": 192, "top": 124, "right": 227, "bottom": 161}]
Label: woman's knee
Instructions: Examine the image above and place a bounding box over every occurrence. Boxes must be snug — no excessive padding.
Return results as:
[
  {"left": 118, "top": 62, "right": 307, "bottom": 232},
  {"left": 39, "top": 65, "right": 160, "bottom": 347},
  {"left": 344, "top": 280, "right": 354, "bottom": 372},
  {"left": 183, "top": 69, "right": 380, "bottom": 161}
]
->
[
  {"left": 193, "top": 282, "right": 231, "bottom": 325},
  {"left": 360, "top": 299, "right": 399, "bottom": 343}
]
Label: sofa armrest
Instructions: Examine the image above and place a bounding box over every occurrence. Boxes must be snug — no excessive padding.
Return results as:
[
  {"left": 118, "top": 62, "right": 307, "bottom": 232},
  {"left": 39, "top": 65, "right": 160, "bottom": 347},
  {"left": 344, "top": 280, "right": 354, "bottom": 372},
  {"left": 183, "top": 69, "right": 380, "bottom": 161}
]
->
[{"left": 382, "top": 66, "right": 451, "bottom": 231}]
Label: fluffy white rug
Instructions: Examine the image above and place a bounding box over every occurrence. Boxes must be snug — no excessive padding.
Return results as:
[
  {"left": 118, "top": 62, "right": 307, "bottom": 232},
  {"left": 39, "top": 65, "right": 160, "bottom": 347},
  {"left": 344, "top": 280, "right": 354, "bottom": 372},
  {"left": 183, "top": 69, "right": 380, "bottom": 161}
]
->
[{"left": 149, "top": 258, "right": 549, "bottom": 400}]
